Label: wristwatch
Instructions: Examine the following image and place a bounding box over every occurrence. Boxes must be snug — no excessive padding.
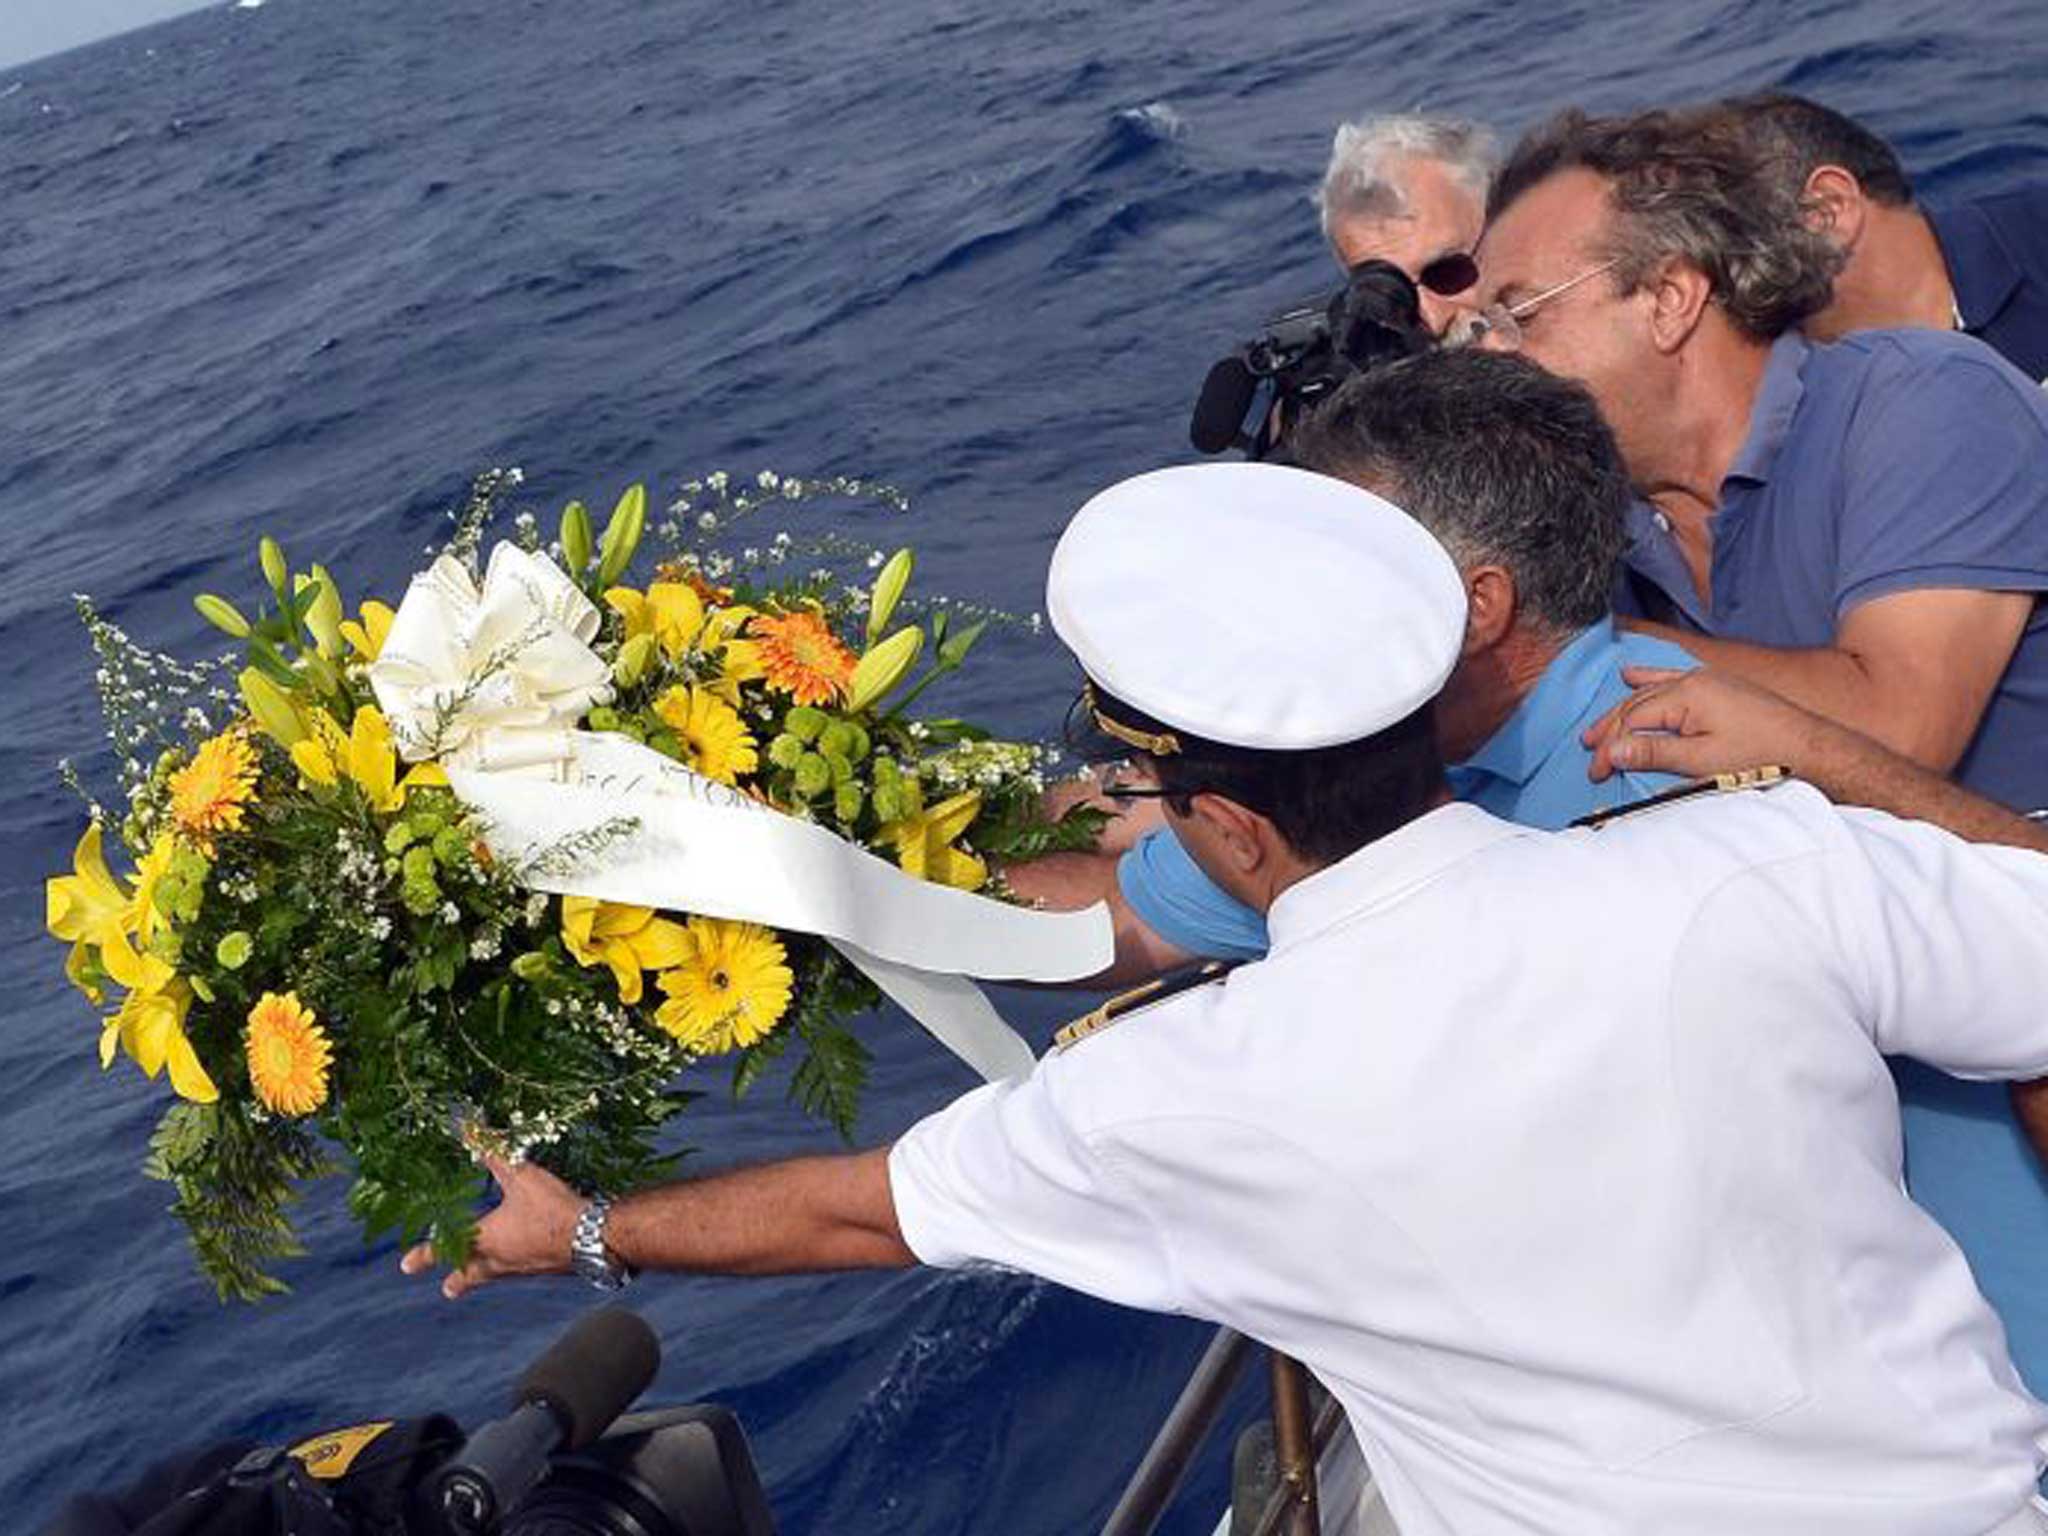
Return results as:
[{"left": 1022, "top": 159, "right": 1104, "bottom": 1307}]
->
[{"left": 570, "top": 1194, "right": 633, "bottom": 1291}]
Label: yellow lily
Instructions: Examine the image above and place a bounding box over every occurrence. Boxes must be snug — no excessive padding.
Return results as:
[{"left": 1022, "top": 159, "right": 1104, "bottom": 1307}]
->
[
  {"left": 339, "top": 599, "right": 396, "bottom": 663},
  {"left": 605, "top": 582, "right": 706, "bottom": 660},
  {"left": 127, "top": 833, "right": 176, "bottom": 949},
  {"left": 560, "top": 896, "right": 691, "bottom": 1005},
  {"left": 47, "top": 823, "right": 134, "bottom": 1002},
  {"left": 47, "top": 822, "right": 131, "bottom": 950},
  {"left": 699, "top": 605, "right": 765, "bottom": 707},
  {"left": 876, "top": 789, "right": 988, "bottom": 891},
  {"left": 99, "top": 934, "right": 217, "bottom": 1103},
  {"left": 292, "top": 705, "right": 446, "bottom": 811}
]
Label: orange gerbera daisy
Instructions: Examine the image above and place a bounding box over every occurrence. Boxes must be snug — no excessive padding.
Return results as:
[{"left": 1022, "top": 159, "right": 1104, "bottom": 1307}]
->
[
  {"left": 169, "top": 730, "right": 260, "bottom": 852},
  {"left": 749, "top": 610, "right": 856, "bottom": 706},
  {"left": 245, "top": 991, "right": 333, "bottom": 1116}
]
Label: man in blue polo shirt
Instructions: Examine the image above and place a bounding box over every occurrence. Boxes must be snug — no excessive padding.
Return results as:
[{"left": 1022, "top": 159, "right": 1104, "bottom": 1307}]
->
[
  {"left": 1006, "top": 347, "right": 1695, "bottom": 971},
  {"left": 1723, "top": 92, "right": 2048, "bottom": 382},
  {"left": 1474, "top": 104, "right": 2048, "bottom": 1391}
]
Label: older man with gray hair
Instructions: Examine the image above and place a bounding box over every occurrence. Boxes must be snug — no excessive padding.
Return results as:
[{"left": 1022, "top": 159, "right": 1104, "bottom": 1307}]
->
[{"left": 1314, "top": 112, "right": 1492, "bottom": 334}]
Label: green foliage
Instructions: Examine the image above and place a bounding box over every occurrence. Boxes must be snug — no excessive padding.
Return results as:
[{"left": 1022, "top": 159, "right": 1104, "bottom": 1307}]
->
[
  {"left": 973, "top": 793, "right": 1110, "bottom": 864},
  {"left": 782, "top": 948, "right": 878, "bottom": 1141},
  {"left": 145, "top": 1102, "right": 330, "bottom": 1303}
]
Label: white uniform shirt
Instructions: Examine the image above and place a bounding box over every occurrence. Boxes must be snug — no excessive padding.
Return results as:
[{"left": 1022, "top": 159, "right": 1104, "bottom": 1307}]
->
[{"left": 889, "top": 787, "right": 2048, "bottom": 1536}]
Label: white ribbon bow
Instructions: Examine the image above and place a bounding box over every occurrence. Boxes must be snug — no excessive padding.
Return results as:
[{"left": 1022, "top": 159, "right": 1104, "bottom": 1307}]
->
[
  {"left": 368, "top": 543, "right": 615, "bottom": 774},
  {"left": 364, "top": 541, "right": 1109, "bottom": 1084}
]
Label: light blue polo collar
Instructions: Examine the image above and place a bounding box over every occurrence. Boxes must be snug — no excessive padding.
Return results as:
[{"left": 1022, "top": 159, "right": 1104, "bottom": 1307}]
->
[{"left": 1450, "top": 621, "right": 1613, "bottom": 789}]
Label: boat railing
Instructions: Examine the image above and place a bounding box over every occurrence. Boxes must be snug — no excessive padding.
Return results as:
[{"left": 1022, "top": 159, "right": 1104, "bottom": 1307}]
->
[{"left": 1098, "top": 1326, "right": 1333, "bottom": 1536}]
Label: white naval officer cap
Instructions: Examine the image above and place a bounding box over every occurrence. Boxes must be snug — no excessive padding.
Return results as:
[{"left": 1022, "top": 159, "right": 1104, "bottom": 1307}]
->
[{"left": 1047, "top": 461, "right": 1467, "bottom": 751}]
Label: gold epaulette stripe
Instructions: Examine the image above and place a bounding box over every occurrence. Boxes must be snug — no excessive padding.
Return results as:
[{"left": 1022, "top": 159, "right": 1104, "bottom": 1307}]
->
[
  {"left": 1053, "top": 962, "right": 1233, "bottom": 1052},
  {"left": 1570, "top": 763, "right": 1790, "bottom": 831}
]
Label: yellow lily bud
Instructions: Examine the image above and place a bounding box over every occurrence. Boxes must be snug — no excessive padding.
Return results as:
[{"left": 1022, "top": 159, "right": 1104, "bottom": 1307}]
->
[
  {"left": 259, "top": 536, "right": 288, "bottom": 594},
  {"left": 595, "top": 484, "right": 647, "bottom": 590},
  {"left": 339, "top": 599, "right": 395, "bottom": 662},
  {"left": 613, "top": 632, "right": 658, "bottom": 688},
  {"left": 239, "top": 667, "right": 307, "bottom": 747},
  {"left": 866, "top": 548, "right": 914, "bottom": 648},
  {"left": 561, "top": 500, "right": 594, "bottom": 574},
  {"left": 194, "top": 593, "right": 252, "bottom": 639},
  {"left": 846, "top": 625, "right": 922, "bottom": 713},
  {"left": 299, "top": 565, "right": 344, "bottom": 657}
]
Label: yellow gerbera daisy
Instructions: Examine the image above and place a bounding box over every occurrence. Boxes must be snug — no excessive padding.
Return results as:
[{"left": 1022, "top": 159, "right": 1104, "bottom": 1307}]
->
[
  {"left": 245, "top": 991, "right": 332, "bottom": 1116},
  {"left": 169, "top": 730, "right": 259, "bottom": 853},
  {"left": 748, "top": 610, "right": 856, "bottom": 706},
  {"left": 654, "top": 918, "right": 793, "bottom": 1055},
  {"left": 652, "top": 685, "right": 759, "bottom": 784}
]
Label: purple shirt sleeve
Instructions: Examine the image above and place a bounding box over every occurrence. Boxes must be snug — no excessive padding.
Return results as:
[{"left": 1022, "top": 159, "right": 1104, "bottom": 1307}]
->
[{"left": 1834, "top": 344, "right": 2048, "bottom": 618}]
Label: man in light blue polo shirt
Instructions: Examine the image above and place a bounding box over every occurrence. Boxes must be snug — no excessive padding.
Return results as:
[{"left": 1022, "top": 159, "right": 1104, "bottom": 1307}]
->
[
  {"left": 1009, "top": 348, "right": 1696, "bottom": 966},
  {"left": 1476, "top": 105, "right": 2048, "bottom": 1391}
]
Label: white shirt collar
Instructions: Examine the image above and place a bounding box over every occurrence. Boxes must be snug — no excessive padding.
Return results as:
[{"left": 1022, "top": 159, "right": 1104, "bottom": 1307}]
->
[{"left": 1265, "top": 800, "right": 1530, "bottom": 953}]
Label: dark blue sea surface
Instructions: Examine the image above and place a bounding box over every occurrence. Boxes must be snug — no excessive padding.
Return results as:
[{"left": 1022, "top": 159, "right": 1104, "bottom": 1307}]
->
[{"left": 3, "top": 0, "right": 2045, "bottom": 1527}]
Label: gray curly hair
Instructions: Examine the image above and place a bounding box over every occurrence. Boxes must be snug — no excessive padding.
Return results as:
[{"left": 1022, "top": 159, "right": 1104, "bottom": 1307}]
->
[
  {"left": 1315, "top": 114, "right": 1496, "bottom": 246},
  {"left": 1490, "top": 107, "right": 1842, "bottom": 341}
]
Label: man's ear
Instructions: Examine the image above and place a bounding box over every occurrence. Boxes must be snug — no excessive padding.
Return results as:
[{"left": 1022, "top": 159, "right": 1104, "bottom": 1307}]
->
[
  {"left": 1800, "top": 164, "right": 1867, "bottom": 249},
  {"left": 1463, "top": 564, "right": 1517, "bottom": 656},
  {"left": 1184, "top": 793, "right": 1272, "bottom": 877},
  {"left": 1648, "top": 257, "right": 1713, "bottom": 354}
]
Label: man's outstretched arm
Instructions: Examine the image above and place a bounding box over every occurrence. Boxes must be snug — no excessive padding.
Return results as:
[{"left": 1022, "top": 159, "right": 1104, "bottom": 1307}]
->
[{"left": 400, "top": 1148, "right": 916, "bottom": 1300}]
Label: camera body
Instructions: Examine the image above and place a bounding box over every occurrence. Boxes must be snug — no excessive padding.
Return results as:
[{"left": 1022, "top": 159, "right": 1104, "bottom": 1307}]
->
[
  {"left": 46, "top": 1310, "right": 777, "bottom": 1536},
  {"left": 45, "top": 1406, "right": 775, "bottom": 1536},
  {"left": 1189, "top": 258, "right": 1433, "bottom": 460}
]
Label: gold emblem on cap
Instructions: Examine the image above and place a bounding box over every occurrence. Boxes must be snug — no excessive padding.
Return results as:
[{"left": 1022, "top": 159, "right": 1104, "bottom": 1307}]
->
[{"left": 1084, "top": 681, "right": 1181, "bottom": 757}]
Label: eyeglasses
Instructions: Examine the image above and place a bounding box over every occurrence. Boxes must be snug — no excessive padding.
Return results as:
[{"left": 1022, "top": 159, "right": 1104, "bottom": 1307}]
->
[
  {"left": 1101, "top": 780, "right": 1178, "bottom": 805},
  {"left": 1449, "top": 257, "right": 1621, "bottom": 350},
  {"left": 1413, "top": 250, "right": 1480, "bottom": 298}
]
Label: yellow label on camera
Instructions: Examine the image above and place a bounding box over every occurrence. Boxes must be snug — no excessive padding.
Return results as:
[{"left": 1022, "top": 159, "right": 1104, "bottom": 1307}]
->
[{"left": 289, "top": 1420, "right": 395, "bottom": 1480}]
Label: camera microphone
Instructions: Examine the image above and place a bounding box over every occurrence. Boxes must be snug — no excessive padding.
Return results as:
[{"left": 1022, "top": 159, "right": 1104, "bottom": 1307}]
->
[
  {"left": 1189, "top": 355, "right": 1258, "bottom": 455},
  {"left": 434, "top": 1306, "right": 660, "bottom": 1534}
]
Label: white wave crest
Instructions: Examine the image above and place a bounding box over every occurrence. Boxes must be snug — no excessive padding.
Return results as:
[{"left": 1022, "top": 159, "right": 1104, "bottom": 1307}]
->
[{"left": 1115, "top": 100, "right": 1186, "bottom": 140}]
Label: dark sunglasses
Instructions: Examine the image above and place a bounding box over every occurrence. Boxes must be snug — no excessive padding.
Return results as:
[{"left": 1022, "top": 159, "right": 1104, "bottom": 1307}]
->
[{"left": 1415, "top": 251, "right": 1480, "bottom": 297}]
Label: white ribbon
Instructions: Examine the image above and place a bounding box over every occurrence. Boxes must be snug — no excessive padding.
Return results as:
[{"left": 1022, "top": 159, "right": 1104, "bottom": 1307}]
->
[
  {"left": 369, "top": 543, "right": 1106, "bottom": 1082},
  {"left": 370, "top": 544, "right": 615, "bottom": 773}
]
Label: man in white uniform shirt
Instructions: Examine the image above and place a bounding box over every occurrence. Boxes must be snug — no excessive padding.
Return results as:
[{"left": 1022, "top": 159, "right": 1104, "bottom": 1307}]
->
[{"left": 404, "top": 465, "right": 2048, "bottom": 1536}]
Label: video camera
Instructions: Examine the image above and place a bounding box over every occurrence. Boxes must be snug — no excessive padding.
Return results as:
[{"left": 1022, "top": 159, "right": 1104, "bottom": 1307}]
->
[
  {"left": 1188, "top": 257, "right": 1434, "bottom": 460},
  {"left": 44, "top": 1308, "right": 777, "bottom": 1536}
]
